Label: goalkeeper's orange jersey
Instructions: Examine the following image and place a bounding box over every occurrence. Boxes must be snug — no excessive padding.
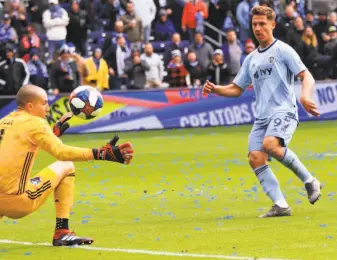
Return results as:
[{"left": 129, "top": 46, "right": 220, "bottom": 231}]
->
[{"left": 0, "top": 110, "right": 93, "bottom": 195}]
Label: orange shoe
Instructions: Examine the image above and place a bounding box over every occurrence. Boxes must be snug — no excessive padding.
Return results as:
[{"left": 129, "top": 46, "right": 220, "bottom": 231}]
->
[{"left": 52, "top": 229, "right": 94, "bottom": 246}]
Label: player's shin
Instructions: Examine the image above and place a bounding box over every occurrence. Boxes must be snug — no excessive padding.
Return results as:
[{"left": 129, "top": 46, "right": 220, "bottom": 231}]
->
[
  {"left": 254, "top": 165, "right": 288, "bottom": 208},
  {"left": 278, "top": 148, "right": 314, "bottom": 184},
  {"left": 54, "top": 172, "right": 75, "bottom": 230}
]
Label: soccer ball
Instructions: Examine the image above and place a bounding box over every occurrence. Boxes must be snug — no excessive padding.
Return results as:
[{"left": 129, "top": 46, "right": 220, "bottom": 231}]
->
[{"left": 69, "top": 86, "right": 104, "bottom": 120}]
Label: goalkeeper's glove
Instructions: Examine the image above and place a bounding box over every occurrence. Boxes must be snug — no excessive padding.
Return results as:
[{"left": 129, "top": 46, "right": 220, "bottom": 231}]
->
[
  {"left": 92, "top": 135, "right": 134, "bottom": 164},
  {"left": 53, "top": 112, "right": 73, "bottom": 137}
]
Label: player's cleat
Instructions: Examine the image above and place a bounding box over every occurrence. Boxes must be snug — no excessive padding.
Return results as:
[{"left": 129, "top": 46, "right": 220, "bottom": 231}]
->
[
  {"left": 259, "top": 204, "right": 292, "bottom": 218},
  {"left": 52, "top": 229, "right": 94, "bottom": 246},
  {"left": 305, "top": 178, "right": 322, "bottom": 204}
]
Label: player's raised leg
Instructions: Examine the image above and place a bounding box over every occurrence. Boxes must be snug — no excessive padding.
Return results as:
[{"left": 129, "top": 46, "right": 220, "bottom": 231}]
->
[
  {"left": 248, "top": 122, "right": 291, "bottom": 218},
  {"left": 47, "top": 161, "right": 94, "bottom": 246},
  {"left": 262, "top": 113, "right": 321, "bottom": 205}
]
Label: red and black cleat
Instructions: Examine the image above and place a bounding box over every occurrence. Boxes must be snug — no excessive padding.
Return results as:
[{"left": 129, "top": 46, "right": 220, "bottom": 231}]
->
[{"left": 52, "top": 229, "right": 94, "bottom": 246}]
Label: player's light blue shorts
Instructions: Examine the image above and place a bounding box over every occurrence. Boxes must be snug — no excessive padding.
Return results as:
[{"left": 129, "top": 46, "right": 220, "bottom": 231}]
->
[{"left": 248, "top": 112, "right": 298, "bottom": 155}]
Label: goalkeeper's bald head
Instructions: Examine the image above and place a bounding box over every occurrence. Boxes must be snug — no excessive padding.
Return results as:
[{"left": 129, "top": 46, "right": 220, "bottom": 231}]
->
[
  {"left": 16, "top": 85, "right": 45, "bottom": 108},
  {"left": 16, "top": 85, "right": 49, "bottom": 118}
]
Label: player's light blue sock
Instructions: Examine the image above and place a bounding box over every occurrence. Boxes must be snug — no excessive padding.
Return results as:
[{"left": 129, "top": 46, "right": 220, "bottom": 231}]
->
[
  {"left": 279, "top": 148, "right": 314, "bottom": 184},
  {"left": 254, "top": 165, "right": 288, "bottom": 207}
]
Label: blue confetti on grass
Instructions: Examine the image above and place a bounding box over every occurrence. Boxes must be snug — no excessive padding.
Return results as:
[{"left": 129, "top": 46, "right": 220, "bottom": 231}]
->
[
  {"left": 193, "top": 227, "right": 201, "bottom": 231},
  {"left": 320, "top": 224, "right": 327, "bottom": 228},
  {"left": 82, "top": 220, "right": 88, "bottom": 224},
  {"left": 24, "top": 252, "right": 32, "bottom": 256}
]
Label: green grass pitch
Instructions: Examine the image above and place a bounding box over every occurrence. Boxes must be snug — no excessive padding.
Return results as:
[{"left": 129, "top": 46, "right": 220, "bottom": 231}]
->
[{"left": 0, "top": 121, "right": 336, "bottom": 260}]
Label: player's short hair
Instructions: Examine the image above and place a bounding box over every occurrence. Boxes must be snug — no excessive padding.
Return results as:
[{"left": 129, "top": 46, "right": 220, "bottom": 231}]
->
[{"left": 251, "top": 6, "right": 276, "bottom": 21}]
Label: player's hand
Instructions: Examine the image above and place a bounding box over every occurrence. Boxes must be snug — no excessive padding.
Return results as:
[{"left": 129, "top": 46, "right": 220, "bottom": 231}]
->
[
  {"left": 202, "top": 80, "right": 216, "bottom": 96},
  {"left": 300, "top": 96, "right": 320, "bottom": 117},
  {"left": 93, "top": 135, "right": 134, "bottom": 164},
  {"left": 53, "top": 112, "right": 73, "bottom": 137}
]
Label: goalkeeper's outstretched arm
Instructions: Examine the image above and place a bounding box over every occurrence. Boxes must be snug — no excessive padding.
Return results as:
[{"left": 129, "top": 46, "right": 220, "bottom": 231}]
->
[
  {"left": 29, "top": 119, "right": 133, "bottom": 164},
  {"left": 202, "top": 80, "right": 244, "bottom": 98}
]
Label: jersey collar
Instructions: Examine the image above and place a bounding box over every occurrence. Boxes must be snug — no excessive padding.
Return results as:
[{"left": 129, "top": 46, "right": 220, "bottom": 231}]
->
[{"left": 258, "top": 39, "right": 277, "bottom": 53}]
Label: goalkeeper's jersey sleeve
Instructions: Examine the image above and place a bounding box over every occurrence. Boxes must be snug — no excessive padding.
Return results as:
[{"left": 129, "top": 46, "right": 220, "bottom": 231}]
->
[{"left": 0, "top": 110, "right": 93, "bottom": 195}]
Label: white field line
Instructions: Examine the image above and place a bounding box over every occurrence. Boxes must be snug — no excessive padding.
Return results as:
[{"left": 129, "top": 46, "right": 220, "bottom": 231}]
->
[
  {"left": 0, "top": 239, "right": 294, "bottom": 260},
  {"left": 308, "top": 153, "right": 337, "bottom": 157}
]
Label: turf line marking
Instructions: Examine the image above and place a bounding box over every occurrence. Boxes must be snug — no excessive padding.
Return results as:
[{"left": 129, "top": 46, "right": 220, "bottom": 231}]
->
[
  {"left": 309, "top": 153, "right": 337, "bottom": 157},
  {"left": 0, "top": 239, "right": 293, "bottom": 260}
]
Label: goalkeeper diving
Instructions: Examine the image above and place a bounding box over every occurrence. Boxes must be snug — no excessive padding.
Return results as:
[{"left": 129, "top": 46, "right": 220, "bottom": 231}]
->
[{"left": 0, "top": 84, "right": 134, "bottom": 246}]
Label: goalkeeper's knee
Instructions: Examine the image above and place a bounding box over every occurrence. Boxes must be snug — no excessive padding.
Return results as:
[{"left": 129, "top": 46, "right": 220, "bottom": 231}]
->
[{"left": 49, "top": 161, "right": 75, "bottom": 179}]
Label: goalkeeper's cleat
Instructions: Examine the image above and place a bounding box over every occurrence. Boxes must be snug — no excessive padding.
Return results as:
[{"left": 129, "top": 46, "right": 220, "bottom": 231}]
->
[
  {"left": 52, "top": 229, "right": 94, "bottom": 246},
  {"left": 305, "top": 178, "right": 322, "bottom": 204},
  {"left": 259, "top": 204, "right": 292, "bottom": 218}
]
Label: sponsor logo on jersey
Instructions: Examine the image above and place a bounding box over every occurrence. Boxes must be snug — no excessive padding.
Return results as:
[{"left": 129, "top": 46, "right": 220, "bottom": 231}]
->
[{"left": 254, "top": 68, "right": 273, "bottom": 79}]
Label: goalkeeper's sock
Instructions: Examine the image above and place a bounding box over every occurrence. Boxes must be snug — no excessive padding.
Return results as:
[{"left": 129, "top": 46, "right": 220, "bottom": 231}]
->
[
  {"left": 56, "top": 218, "right": 69, "bottom": 230},
  {"left": 254, "top": 165, "right": 288, "bottom": 208},
  {"left": 54, "top": 172, "right": 75, "bottom": 221},
  {"left": 279, "top": 148, "right": 314, "bottom": 184}
]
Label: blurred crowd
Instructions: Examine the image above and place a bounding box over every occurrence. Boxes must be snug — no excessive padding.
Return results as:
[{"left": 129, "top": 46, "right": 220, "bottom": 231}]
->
[{"left": 0, "top": 0, "right": 336, "bottom": 95}]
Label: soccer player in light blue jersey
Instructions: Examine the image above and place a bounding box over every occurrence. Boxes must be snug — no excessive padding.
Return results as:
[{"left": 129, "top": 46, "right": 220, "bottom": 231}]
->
[{"left": 203, "top": 5, "right": 322, "bottom": 218}]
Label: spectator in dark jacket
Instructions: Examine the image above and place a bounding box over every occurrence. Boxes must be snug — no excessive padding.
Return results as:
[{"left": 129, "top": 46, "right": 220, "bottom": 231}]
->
[
  {"left": 305, "top": 10, "right": 317, "bottom": 27},
  {"left": 313, "top": 11, "right": 328, "bottom": 53},
  {"left": 125, "top": 49, "right": 150, "bottom": 89},
  {"left": 154, "top": 9, "right": 175, "bottom": 41},
  {"left": 185, "top": 50, "right": 205, "bottom": 88},
  {"left": 275, "top": 5, "right": 296, "bottom": 42},
  {"left": 27, "top": 48, "right": 49, "bottom": 90},
  {"left": 163, "top": 32, "right": 184, "bottom": 67},
  {"left": 66, "top": 0, "right": 89, "bottom": 56},
  {"left": 93, "top": 0, "right": 118, "bottom": 31},
  {"left": 5, "top": 0, "right": 28, "bottom": 38},
  {"left": 300, "top": 26, "right": 319, "bottom": 69},
  {"left": 207, "top": 49, "right": 230, "bottom": 85},
  {"left": 324, "top": 25, "right": 337, "bottom": 56},
  {"left": 286, "top": 16, "right": 305, "bottom": 58},
  {"left": 27, "top": 0, "right": 48, "bottom": 34},
  {"left": 69, "top": 6, "right": 88, "bottom": 49},
  {"left": 49, "top": 44, "right": 80, "bottom": 93},
  {"left": 103, "top": 35, "right": 130, "bottom": 90},
  {"left": 0, "top": 44, "right": 29, "bottom": 95},
  {"left": 101, "top": 20, "right": 129, "bottom": 50}
]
